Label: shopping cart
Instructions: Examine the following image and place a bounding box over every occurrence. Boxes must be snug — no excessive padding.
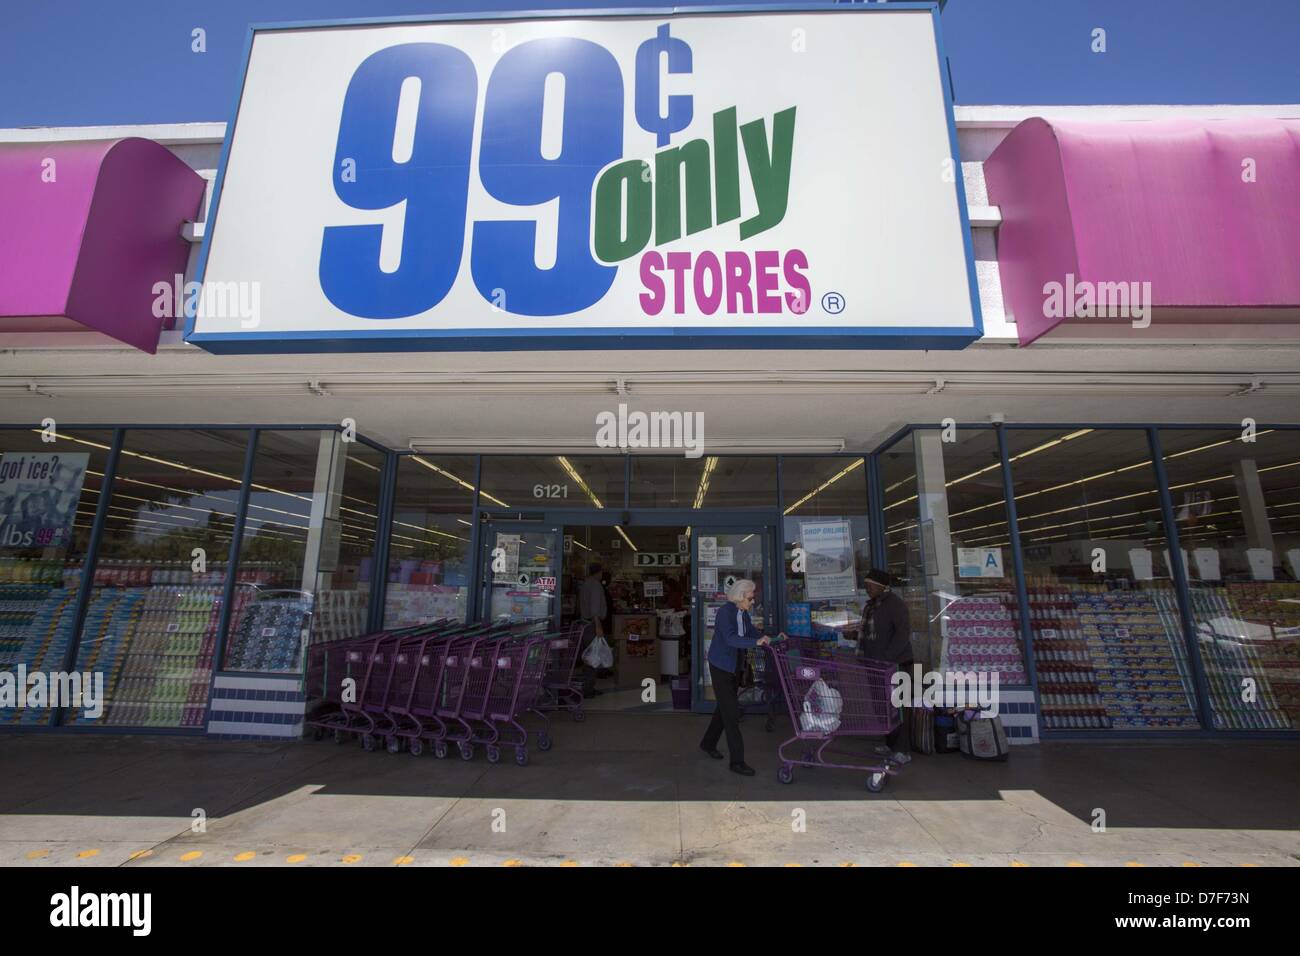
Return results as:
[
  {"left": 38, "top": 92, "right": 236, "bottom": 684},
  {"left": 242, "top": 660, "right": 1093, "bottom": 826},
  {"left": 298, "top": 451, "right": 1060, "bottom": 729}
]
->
[
  {"left": 758, "top": 636, "right": 840, "bottom": 731},
  {"left": 434, "top": 633, "right": 496, "bottom": 760},
  {"left": 768, "top": 642, "right": 901, "bottom": 792},
  {"left": 535, "top": 622, "right": 587, "bottom": 723},
  {"left": 306, "top": 627, "right": 410, "bottom": 748},
  {"left": 384, "top": 621, "right": 490, "bottom": 755},
  {"left": 481, "top": 633, "right": 553, "bottom": 765}
]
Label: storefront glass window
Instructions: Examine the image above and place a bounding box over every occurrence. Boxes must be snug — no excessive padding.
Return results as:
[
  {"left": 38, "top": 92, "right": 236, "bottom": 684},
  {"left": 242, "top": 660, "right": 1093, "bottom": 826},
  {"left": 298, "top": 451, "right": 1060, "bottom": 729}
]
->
[
  {"left": 222, "top": 430, "right": 333, "bottom": 674},
  {"left": 0, "top": 428, "right": 113, "bottom": 728},
  {"left": 1008, "top": 428, "right": 1199, "bottom": 730},
  {"left": 780, "top": 457, "right": 870, "bottom": 639},
  {"left": 311, "top": 442, "right": 384, "bottom": 645},
  {"left": 479, "top": 456, "right": 624, "bottom": 510},
  {"left": 630, "top": 456, "right": 776, "bottom": 508},
  {"left": 65, "top": 429, "right": 247, "bottom": 728},
  {"left": 385, "top": 455, "right": 476, "bottom": 627},
  {"left": 1160, "top": 427, "right": 1299, "bottom": 730},
  {"left": 885, "top": 430, "right": 1028, "bottom": 688}
]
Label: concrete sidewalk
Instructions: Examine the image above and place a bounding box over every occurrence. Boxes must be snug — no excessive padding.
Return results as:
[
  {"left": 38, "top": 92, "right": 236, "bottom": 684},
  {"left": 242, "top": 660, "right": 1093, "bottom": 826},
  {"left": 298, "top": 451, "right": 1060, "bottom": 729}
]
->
[{"left": 1, "top": 713, "right": 1297, "bottom": 867}]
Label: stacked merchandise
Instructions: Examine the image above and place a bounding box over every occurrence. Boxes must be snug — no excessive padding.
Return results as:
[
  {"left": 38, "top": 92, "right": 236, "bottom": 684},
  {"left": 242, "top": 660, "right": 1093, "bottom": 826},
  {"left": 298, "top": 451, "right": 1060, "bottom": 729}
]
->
[
  {"left": 312, "top": 589, "right": 369, "bottom": 644},
  {"left": 67, "top": 588, "right": 147, "bottom": 724},
  {"left": 941, "top": 592, "right": 1027, "bottom": 685},
  {"left": 1227, "top": 583, "right": 1300, "bottom": 727},
  {"left": 1023, "top": 583, "right": 1199, "bottom": 729},
  {"left": 0, "top": 561, "right": 83, "bottom": 725},
  {"left": 83, "top": 586, "right": 221, "bottom": 728},
  {"left": 1184, "top": 583, "right": 1297, "bottom": 730},
  {"left": 384, "top": 585, "right": 466, "bottom": 627},
  {"left": 223, "top": 595, "right": 313, "bottom": 673},
  {"left": 1018, "top": 585, "right": 1106, "bottom": 729}
]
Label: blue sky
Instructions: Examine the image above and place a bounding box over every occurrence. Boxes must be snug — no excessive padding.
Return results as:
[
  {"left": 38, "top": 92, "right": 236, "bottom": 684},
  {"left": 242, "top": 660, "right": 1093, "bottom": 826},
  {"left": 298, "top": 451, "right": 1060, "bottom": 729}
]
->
[{"left": 2, "top": 0, "right": 1298, "bottom": 127}]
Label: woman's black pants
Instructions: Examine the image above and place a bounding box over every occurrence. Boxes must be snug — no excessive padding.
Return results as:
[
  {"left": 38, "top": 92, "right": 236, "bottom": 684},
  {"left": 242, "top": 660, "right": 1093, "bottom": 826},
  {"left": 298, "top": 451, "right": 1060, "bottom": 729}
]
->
[{"left": 701, "top": 664, "right": 745, "bottom": 764}]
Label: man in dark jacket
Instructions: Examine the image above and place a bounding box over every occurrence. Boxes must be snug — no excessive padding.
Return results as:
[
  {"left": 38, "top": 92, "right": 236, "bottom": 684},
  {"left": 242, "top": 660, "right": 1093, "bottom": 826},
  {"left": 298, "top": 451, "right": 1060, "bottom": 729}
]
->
[{"left": 858, "top": 568, "right": 913, "bottom": 764}]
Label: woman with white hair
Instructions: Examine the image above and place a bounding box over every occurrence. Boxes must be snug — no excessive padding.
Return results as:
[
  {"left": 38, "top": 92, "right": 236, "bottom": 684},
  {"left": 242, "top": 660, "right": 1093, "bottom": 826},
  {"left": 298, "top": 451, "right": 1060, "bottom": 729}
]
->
[{"left": 699, "top": 578, "right": 784, "bottom": 775}]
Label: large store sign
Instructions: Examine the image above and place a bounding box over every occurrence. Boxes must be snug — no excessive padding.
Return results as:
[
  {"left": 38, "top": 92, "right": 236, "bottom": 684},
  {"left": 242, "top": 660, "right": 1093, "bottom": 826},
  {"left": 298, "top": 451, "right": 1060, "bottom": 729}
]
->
[{"left": 189, "top": 6, "right": 980, "bottom": 353}]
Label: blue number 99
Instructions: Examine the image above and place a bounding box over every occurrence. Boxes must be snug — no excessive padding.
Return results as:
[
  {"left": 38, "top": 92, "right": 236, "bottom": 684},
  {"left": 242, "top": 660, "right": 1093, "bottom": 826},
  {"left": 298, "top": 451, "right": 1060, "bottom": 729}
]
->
[
  {"left": 472, "top": 38, "right": 623, "bottom": 316},
  {"left": 321, "top": 44, "right": 477, "bottom": 319}
]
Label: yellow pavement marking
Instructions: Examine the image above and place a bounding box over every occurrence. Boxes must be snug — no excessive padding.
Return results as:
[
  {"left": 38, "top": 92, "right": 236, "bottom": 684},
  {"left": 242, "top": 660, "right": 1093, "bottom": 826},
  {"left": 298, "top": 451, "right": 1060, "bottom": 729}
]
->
[
  {"left": 341, "top": 855, "right": 363, "bottom": 865},
  {"left": 671, "top": 861, "right": 689, "bottom": 867},
  {"left": 286, "top": 854, "right": 307, "bottom": 864},
  {"left": 449, "top": 857, "right": 469, "bottom": 867},
  {"left": 26, "top": 850, "right": 50, "bottom": 860},
  {"left": 233, "top": 852, "right": 256, "bottom": 862},
  {"left": 559, "top": 860, "right": 579, "bottom": 867},
  {"left": 77, "top": 849, "right": 100, "bottom": 859},
  {"left": 952, "top": 862, "right": 972, "bottom": 867},
  {"left": 393, "top": 856, "right": 414, "bottom": 866},
  {"left": 1182, "top": 861, "right": 1201, "bottom": 867},
  {"left": 1125, "top": 861, "right": 1144, "bottom": 867},
  {"left": 898, "top": 861, "right": 917, "bottom": 867},
  {"left": 128, "top": 850, "right": 153, "bottom": 861},
  {"left": 179, "top": 851, "right": 202, "bottom": 862},
  {"left": 1240, "top": 863, "right": 1259, "bottom": 868},
  {"left": 615, "top": 862, "right": 634, "bottom": 867},
  {"left": 727, "top": 862, "right": 746, "bottom": 867},
  {"left": 503, "top": 859, "right": 524, "bottom": 867},
  {"left": 1011, "top": 860, "right": 1030, "bottom": 867},
  {"left": 838, "top": 862, "right": 858, "bottom": 868},
  {"left": 783, "top": 863, "right": 803, "bottom": 867},
  {"left": 1066, "top": 861, "right": 1087, "bottom": 867}
]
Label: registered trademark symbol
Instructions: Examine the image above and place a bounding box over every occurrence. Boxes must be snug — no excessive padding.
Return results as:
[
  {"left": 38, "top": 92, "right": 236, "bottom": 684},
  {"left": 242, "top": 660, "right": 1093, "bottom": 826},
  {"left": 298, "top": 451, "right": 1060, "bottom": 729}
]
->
[{"left": 821, "top": 291, "right": 845, "bottom": 314}]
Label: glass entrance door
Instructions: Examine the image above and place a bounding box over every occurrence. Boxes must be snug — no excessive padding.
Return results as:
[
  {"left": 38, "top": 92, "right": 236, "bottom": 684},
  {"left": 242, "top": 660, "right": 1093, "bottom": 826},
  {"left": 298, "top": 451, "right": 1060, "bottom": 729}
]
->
[
  {"left": 478, "top": 522, "right": 562, "bottom": 630},
  {"left": 691, "top": 527, "right": 773, "bottom": 712}
]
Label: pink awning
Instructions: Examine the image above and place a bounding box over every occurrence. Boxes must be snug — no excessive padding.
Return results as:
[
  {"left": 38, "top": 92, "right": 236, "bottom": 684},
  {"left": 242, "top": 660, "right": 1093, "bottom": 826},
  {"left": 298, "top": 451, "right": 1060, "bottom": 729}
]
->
[
  {"left": 0, "top": 138, "right": 204, "bottom": 352},
  {"left": 985, "top": 117, "right": 1300, "bottom": 345}
]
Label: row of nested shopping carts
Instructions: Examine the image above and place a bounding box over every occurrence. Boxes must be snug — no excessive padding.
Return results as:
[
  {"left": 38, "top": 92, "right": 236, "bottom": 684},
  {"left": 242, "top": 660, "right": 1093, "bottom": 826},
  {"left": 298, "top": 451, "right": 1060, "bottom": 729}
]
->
[
  {"left": 761, "top": 637, "right": 903, "bottom": 792},
  {"left": 305, "top": 619, "right": 588, "bottom": 766}
]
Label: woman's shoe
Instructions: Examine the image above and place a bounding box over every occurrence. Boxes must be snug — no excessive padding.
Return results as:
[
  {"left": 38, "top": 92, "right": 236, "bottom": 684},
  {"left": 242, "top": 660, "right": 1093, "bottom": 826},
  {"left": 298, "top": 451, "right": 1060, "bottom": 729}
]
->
[
  {"left": 699, "top": 745, "right": 724, "bottom": 759},
  {"left": 729, "top": 762, "right": 756, "bottom": 776}
]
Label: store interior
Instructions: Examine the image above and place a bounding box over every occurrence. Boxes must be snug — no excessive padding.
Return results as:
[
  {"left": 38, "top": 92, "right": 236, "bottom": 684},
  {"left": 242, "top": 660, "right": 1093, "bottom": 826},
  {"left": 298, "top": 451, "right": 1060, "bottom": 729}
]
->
[{"left": 560, "top": 525, "right": 690, "bottom": 714}]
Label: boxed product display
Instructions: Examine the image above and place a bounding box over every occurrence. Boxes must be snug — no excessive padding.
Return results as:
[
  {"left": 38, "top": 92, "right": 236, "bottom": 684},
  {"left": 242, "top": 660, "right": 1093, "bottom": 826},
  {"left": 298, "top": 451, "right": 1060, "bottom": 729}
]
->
[
  {"left": 1023, "top": 583, "right": 1199, "bottom": 730},
  {"left": 940, "top": 592, "right": 1028, "bottom": 685}
]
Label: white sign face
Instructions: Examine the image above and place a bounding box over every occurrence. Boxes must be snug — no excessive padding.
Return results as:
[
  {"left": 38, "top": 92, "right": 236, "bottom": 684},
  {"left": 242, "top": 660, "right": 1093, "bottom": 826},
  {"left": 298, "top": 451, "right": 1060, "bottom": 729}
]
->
[
  {"left": 643, "top": 579, "right": 663, "bottom": 597},
  {"left": 697, "top": 566, "right": 718, "bottom": 592},
  {"left": 957, "top": 547, "right": 1004, "bottom": 579},
  {"left": 697, "top": 536, "right": 718, "bottom": 564},
  {"left": 190, "top": 8, "right": 978, "bottom": 353}
]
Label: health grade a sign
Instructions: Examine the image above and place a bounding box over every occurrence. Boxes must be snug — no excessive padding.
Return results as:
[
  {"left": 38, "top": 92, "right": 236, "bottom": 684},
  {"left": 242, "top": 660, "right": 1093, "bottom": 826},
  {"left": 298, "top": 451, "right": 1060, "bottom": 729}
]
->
[{"left": 189, "top": 6, "right": 981, "bottom": 353}]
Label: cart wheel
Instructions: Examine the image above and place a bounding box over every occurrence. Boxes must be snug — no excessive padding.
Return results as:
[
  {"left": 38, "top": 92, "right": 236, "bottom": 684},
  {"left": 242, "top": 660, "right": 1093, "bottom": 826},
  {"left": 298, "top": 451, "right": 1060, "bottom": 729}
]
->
[
  {"left": 764, "top": 717, "right": 775, "bottom": 733},
  {"left": 515, "top": 749, "right": 529, "bottom": 767},
  {"left": 458, "top": 742, "right": 474, "bottom": 761},
  {"left": 537, "top": 732, "right": 552, "bottom": 752},
  {"left": 486, "top": 745, "right": 500, "bottom": 764},
  {"left": 386, "top": 736, "right": 401, "bottom": 755},
  {"left": 778, "top": 764, "right": 795, "bottom": 785},
  {"left": 361, "top": 734, "right": 376, "bottom": 752},
  {"left": 313, "top": 726, "right": 325, "bottom": 741},
  {"left": 409, "top": 738, "right": 424, "bottom": 757},
  {"left": 333, "top": 729, "right": 345, "bottom": 745},
  {"left": 572, "top": 709, "right": 586, "bottom": 723},
  {"left": 433, "top": 741, "right": 448, "bottom": 759},
  {"left": 866, "top": 772, "right": 886, "bottom": 793}
]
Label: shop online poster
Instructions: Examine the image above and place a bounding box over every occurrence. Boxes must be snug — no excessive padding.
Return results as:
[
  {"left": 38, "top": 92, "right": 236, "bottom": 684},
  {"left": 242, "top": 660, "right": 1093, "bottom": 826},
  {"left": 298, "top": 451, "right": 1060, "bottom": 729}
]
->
[
  {"left": 0, "top": 453, "right": 89, "bottom": 550},
  {"left": 800, "top": 518, "right": 857, "bottom": 599}
]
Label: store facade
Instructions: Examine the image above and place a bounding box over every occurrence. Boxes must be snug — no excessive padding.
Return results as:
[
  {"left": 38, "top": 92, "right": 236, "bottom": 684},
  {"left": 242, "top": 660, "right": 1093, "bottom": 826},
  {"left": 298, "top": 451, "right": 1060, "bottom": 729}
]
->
[{"left": 2, "top": 5, "right": 1299, "bottom": 742}]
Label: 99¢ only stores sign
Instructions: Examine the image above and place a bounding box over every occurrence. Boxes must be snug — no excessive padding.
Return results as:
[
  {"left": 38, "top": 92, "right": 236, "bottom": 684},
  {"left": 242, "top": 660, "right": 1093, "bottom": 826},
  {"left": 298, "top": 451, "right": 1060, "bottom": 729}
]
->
[{"left": 189, "top": 4, "right": 981, "bottom": 352}]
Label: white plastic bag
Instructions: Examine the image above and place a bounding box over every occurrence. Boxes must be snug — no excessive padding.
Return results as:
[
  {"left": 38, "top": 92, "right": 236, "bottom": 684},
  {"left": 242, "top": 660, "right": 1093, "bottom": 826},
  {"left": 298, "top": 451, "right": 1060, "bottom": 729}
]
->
[
  {"left": 582, "top": 634, "right": 614, "bottom": 669},
  {"left": 800, "top": 679, "right": 843, "bottom": 733}
]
